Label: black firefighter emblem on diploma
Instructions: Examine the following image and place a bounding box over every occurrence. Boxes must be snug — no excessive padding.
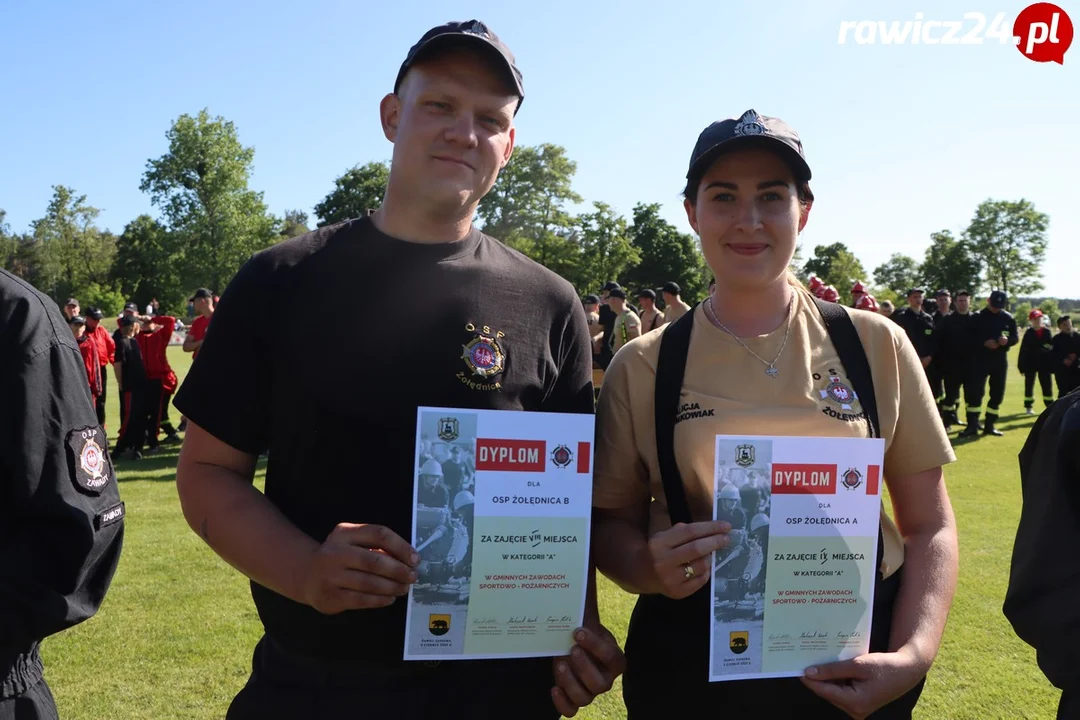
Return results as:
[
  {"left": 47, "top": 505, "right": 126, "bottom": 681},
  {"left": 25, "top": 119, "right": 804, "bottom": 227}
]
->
[
  {"left": 735, "top": 444, "right": 755, "bottom": 468},
  {"left": 551, "top": 444, "right": 573, "bottom": 468},
  {"left": 438, "top": 417, "right": 460, "bottom": 442},
  {"left": 462, "top": 324, "right": 506, "bottom": 379}
]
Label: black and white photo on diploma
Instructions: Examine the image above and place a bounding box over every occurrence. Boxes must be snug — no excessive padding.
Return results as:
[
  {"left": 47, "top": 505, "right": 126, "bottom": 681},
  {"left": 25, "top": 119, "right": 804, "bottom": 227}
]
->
[
  {"left": 414, "top": 413, "right": 477, "bottom": 607},
  {"left": 713, "top": 461, "right": 772, "bottom": 625}
]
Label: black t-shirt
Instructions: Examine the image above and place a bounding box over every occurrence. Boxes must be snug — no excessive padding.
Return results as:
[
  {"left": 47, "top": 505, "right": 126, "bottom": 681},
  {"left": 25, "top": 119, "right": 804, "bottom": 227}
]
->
[
  {"left": 893, "top": 307, "right": 935, "bottom": 358},
  {"left": 115, "top": 336, "right": 146, "bottom": 392},
  {"left": 598, "top": 304, "right": 617, "bottom": 350},
  {"left": 173, "top": 216, "right": 594, "bottom": 663}
]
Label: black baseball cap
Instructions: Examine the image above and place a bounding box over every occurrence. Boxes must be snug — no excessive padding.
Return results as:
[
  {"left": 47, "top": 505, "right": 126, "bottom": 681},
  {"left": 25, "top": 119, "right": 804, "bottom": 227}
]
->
[
  {"left": 608, "top": 288, "right": 627, "bottom": 299},
  {"left": 86, "top": 307, "right": 103, "bottom": 320},
  {"left": 935, "top": 289, "right": 951, "bottom": 298},
  {"left": 68, "top": 315, "right": 86, "bottom": 326},
  {"left": 124, "top": 302, "right": 138, "bottom": 312},
  {"left": 686, "top": 110, "right": 811, "bottom": 193},
  {"left": 189, "top": 288, "right": 213, "bottom": 302},
  {"left": 601, "top": 281, "right": 621, "bottom": 292},
  {"left": 65, "top": 297, "right": 79, "bottom": 307},
  {"left": 907, "top": 288, "right": 925, "bottom": 296},
  {"left": 119, "top": 315, "right": 139, "bottom": 327},
  {"left": 395, "top": 20, "right": 524, "bottom": 110},
  {"left": 956, "top": 290, "right": 971, "bottom": 297},
  {"left": 637, "top": 288, "right": 656, "bottom": 300},
  {"left": 583, "top": 294, "right": 600, "bottom": 304},
  {"left": 661, "top": 281, "right": 681, "bottom": 295},
  {"left": 990, "top": 290, "right": 1008, "bottom": 308},
  {"left": 1059, "top": 315, "right": 1072, "bottom": 325}
]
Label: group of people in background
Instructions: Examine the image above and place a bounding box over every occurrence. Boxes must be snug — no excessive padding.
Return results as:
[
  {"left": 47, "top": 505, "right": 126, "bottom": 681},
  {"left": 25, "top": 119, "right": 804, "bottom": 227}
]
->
[
  {"left": 586, "top": 276, "right": 1080, "bottom": 436},
  {"left": 58, "top": 288, "right": 216, "bottom": 460}
]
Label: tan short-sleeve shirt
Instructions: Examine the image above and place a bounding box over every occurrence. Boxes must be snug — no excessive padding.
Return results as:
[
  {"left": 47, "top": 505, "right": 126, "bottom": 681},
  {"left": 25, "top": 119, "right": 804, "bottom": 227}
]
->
[{"left": 593, "top": 289, "right": 955, "bottom": 579}]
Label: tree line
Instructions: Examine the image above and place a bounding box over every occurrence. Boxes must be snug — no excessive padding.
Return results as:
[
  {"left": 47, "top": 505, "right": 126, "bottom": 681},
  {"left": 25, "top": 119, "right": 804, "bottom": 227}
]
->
[{"left": 0, "top": 108, "right": 1063, "bottom": 321}]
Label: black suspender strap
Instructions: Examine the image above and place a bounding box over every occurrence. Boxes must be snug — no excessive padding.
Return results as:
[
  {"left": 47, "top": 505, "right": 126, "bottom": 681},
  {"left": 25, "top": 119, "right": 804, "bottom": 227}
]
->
[
  {"left": 654, "top": 295, "right": 882, "bottom": 531},
  {"left": 654, "top": 304, "right": 697, "bottom": 526},
  {"left": 810, "top": 296, "right": 881, "bottom": 441}
]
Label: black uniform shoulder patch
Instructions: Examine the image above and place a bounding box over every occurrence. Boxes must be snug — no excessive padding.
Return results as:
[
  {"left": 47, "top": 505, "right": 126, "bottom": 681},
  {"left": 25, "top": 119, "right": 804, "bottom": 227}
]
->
[
  {"left": 95, "top": 502, "right": 125, "bottom": 529},
  {"left": 66, "top": 426, "right": 113, "bottom": 495}
]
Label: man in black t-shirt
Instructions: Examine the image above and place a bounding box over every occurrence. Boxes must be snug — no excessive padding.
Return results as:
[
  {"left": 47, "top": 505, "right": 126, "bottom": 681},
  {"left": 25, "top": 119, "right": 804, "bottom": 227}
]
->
[
  {"left": 113, "top": 315, "right": 149, "bottom": 460},
  {"left": 172, "top": 20, "right": 622, "bottom": 720},
  {"left": 892, "top": 288, "right": 935, "bottom": 376}
]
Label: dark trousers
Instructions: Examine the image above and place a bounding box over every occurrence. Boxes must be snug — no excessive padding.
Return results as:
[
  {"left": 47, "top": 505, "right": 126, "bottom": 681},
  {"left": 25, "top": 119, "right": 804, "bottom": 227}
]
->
[
  {"left": 942, "top": 367, "right": 979, "bottom": 418},
  {"left": 115, "top": 388, "right": 148, "bottom": 454},
  {"left": 1024, "top": 370, "right": 1055, "bottom": 409},
  {"left": 95, "top": 366, "right": 108, "bottom": 429},
  {"left": 1059, "top": 688, "right": 1080, "bottom": 719},
  {"left": 928, "top": 364, "right": 945, "bottom": 406},
  {"left": 0, "top": 680, "right": 57, "bottom": 720},
  {"left": 973, "top": 354, "right": 1009, "bottom": 419},
  {"left": 143, "top": 379, "right": 176, "bottom": 447},
  {"left": 226, "top": 635, "right": 559, "bottom": 720},
  {"left": 1058, "top": 371, "right": 1080, "bottom": 399},
  {"left": 621, "top": 567, "right": 923, "bottom": 718}
]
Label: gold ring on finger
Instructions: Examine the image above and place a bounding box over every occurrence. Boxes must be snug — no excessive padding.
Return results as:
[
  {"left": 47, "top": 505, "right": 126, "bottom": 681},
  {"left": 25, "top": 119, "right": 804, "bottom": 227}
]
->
[{"left": 683, "top": 562, "right": 695, "bottom": 580}]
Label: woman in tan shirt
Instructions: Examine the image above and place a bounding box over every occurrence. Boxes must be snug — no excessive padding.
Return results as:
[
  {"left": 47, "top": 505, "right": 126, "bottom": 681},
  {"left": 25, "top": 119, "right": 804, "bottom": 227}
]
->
[{"left": 591, "top": 110, "right": 958, "bottom": 718}]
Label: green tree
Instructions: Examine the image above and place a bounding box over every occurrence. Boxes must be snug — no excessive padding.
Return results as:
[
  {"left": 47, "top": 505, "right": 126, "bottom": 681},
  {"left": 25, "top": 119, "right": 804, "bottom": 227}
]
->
[
  {"left": 279, "top": 209, "right": 311, "bottom": 240},
  {"left": 572, "top": 202, "right": 640, "bottom": 295},
  {"left": 28, "top": 186, "right": 117, "bottom": 303},
  {"left": 920, "top": 230, "right": 982, "bottom": 296},
  {"left": 140, "top": 109, "right": 278, "bottom": 295},
  {"left": 80, "top": 282, "right": 127, "bottom": 317},
  {"left": 802, "top": 242, "right": 867, "bottom": 304},
  {"left": 873, "top": 253, "right": 921, "bottom": 299},
  {"left": 314, "top": 162, "right": 389, "bottom": 227},
  {"left": 477, "top": 144, "right": 582, "bottom": 244},
  {"left": 964, "top": 198, "right": 1049, "bottom": 296},
  {"left": 624, "top": 202, "right": 708, "bottom": 301},
  {"left": 112, "top": 215, "right": 187, "bottom": 312}
]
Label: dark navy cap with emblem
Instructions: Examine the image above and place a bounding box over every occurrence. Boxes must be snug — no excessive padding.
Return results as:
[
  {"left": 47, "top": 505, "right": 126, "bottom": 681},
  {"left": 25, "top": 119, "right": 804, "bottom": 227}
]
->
[
  {"left": 124, "top": 302, "right": 138, "bottom": 312},
  {"left": 583, "top": 294, "right": 600, "bottom": 304},
  {"left": 86, "top": 307, "right": 104, "bottom": 320},
  {"left": 608, "top": 288, "right": 627, "bottom": 299},
  {"left": 990, "top": 290, "right": 1008, "bottom": 308},
  {"left": 661, "top": 281, "right": 681, "bottom": 295},
  {"left": 395, "top": 20, "right": 524, "bottom": 110},
  {"left": 935, "top": 289, "right": 951, "bottom": 297},
  {"left": 687, "top": 109, "right": 811, "bottom": 191},
  {"left": 601, "top": 281, "right": 621, "bottom": 292},
  {"left": 637, "top": 288, "right": 656, "bottom": 300},
  {"left": 68, "top": 315, "right": 86, "bottom": 325}
]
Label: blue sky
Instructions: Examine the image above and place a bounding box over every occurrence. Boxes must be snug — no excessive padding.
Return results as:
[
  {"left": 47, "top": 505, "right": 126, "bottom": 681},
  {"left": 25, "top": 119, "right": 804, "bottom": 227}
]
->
[{"left": 2, "top": 0, "right": 1077, "bottom": 297}]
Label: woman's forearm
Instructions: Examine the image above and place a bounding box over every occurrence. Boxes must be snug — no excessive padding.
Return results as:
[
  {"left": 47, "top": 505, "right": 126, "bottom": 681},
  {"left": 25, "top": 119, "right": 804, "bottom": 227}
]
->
[
  {"left": 888, "top": 519, "right": 959, "bottom": 668},
  {"left": 592, "top": 514, "right": 659, "bottom": 596}
]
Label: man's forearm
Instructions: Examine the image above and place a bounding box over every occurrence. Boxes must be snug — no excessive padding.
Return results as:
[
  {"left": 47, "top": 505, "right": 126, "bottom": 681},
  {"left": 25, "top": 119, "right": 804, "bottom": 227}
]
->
[
  {"left": 888, "top": 523, "right": 959, "bottom": 667},
  {"left": 592, "top": 515, "right": 656, "bottom": 595},
  {"left": 177, "top": 463, "right": 318, "bottom": 605}
]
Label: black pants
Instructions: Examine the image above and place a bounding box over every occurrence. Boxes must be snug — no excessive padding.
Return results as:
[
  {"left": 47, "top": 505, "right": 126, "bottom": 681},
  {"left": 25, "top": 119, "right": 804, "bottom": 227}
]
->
[
  {"left": 143, "top": 379, "right": 176, "bottom": 448},
  {"left": 1024, "top": 370, "right": 1054, "bottom": 409},
  {"left": 972, "top": 354, "right": 1009, "bottom": 419},
  {"left": 227, "top": 636, "right": 559, "bottom": 720},
  {"left": 95, "top": 366, "right": 108, "bottom": 429},
  {"left": 1058, "top": 371, "right": 1080, "bottom": 399},
  {"left": 941, "top": 367, "right": 980, "bottom": 418},
  {"left": 0, "top": 680, "right": 57, "bottom": 720},
  {"left": 115, "top": 388, "right": 148, "bottom": 454},
  {"left": 621, "top": 566, "right": 923, "bottom": 718},
  {"left": 928, "top": 364, "right": 945, "bottom": 407}
]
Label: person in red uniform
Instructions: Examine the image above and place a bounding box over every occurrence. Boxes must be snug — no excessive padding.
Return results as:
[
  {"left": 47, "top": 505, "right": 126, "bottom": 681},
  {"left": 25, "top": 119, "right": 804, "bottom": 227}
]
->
[
  {"left": 84, "top": 307, "right": 116, "bottom": 429},
  {"left": 136, "top": 314, "right": 180, "bottom": 449},
  {"left": 68, "top": 315, "right": 102, "bottom": 400},
  {"left": 183, "top": 288, "right": 215, "bottom": 360}
]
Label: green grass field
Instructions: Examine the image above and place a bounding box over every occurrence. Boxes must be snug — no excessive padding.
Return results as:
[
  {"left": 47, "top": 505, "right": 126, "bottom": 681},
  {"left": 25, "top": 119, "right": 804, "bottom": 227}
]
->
[{"left": 41, "top": 346, "right": 1061, "bottom": 719}]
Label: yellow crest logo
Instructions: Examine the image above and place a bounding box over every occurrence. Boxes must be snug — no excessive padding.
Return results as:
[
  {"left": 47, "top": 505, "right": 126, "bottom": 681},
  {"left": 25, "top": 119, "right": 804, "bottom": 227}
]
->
[
  {"left": 429, "top": 614, "right": 451, "bottom": 636},
  {"left": 729, "top": 631, "right": 749, "bottom": 654}
]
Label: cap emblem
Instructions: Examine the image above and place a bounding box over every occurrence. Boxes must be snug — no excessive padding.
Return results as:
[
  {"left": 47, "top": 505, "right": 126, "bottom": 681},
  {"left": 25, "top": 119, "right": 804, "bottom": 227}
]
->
[
  {"left": 462, "top": 21, "right": 490, "bottom": 38},
  {"left": 733, "top": 110, "right": 767, "bottom": 136}
]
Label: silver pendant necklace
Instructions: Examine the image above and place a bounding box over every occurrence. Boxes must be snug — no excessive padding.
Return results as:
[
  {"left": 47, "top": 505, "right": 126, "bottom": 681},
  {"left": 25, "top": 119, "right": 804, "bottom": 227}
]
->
[{"left": 705, "top": 294, "right": 795, "bottom": 378}]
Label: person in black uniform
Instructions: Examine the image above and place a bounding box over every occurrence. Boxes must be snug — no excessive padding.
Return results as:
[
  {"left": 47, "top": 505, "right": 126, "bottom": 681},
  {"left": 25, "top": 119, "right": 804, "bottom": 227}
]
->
[
  {"left": 892, "top": 288, "right": 935, "bottom": 379},
  {"left": 935, "top": 290, "right": 980, "bottom": 431},
  {"left": 1052, "top": 315, "right": 1080, "bottom": 397},
  {"left": 960, "top": 290, "right": 1019, "bottom": 437},
  {"left": 595, "top": 281, "right": 621, "bottom": 370},
  {"left": 926, "top": 289, "right": 952, "bottom": 415},
  {"left": 0, "top": 269, "right": 125, "bottom": 719},
  {"left": 113, "top": 315, "right": 149, "bottom": 460},
  {"left": 171, "top": 20, "right": 623, "bottom": 720},
  {"left": 1018, "top": 309, "right": 1056, "bottom": 414}
]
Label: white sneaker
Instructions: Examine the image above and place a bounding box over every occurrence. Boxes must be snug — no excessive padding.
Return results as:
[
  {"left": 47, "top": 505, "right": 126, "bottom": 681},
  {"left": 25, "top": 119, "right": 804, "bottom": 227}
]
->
[{"left": 1026, "top": 407, "right": 1035, "bottom": 415}]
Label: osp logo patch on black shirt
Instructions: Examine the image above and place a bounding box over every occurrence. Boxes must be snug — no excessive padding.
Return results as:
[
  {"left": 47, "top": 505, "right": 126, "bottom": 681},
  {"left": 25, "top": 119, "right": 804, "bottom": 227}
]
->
[{"left": 66, "top": 425, "right": 112, "bottom": 494}]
